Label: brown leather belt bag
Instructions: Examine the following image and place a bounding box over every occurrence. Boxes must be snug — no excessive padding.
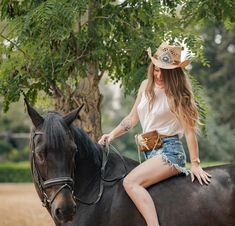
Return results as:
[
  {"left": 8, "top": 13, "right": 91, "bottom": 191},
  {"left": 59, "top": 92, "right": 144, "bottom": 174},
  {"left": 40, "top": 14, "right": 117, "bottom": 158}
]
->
[{"left": 135, "top": 130, "right": 164, "bottom": 152}]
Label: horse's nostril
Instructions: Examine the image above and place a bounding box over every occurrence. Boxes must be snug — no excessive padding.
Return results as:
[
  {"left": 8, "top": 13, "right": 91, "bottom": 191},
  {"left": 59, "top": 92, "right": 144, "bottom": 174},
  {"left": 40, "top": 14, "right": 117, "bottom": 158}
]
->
[
  {"left": 55, "top": 208, "right": 64, "bottom": 219},
  {"left": 55, "top": 203, "right": 76, "bottom": 222}
]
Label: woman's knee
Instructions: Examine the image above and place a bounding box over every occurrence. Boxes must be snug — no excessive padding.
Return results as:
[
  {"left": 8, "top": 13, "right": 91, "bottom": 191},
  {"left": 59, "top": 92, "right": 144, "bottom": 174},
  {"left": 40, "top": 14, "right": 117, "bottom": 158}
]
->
[{"left": 123, "top": 175, "right": 137, "bottom": 192}]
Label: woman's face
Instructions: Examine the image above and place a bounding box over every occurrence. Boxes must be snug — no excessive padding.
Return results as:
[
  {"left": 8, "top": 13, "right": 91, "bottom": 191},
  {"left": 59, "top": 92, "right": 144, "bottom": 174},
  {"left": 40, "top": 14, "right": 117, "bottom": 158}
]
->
[{"left": 153, "top": 66, "right": 164, "bottom": 86}]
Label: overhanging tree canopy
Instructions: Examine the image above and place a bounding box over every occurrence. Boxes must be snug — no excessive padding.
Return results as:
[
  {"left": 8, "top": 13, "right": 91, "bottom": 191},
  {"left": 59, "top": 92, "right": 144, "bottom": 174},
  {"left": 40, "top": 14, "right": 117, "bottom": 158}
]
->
[{"left": 0, "top": 0, "right": 234, "bottom": 140}]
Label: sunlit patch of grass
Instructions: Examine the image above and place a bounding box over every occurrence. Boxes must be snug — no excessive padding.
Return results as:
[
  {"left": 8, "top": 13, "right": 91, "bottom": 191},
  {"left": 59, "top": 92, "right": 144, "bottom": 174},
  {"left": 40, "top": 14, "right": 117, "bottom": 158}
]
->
[{"left": 0, "top": 161, "right": 30, "bottom": 169}]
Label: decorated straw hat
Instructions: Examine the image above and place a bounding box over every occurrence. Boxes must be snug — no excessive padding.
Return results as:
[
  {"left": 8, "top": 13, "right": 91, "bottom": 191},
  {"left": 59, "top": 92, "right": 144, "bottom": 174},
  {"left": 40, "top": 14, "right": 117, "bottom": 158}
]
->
[{"left": 147, "top": 42, "right": 190, "bottom": 69}]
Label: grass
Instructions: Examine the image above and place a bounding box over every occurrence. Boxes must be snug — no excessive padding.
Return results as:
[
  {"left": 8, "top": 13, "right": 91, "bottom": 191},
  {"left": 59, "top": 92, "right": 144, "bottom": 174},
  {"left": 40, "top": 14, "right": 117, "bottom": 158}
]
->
[{"left": 0, "top": 161, "right": 30, "bottom": 169}]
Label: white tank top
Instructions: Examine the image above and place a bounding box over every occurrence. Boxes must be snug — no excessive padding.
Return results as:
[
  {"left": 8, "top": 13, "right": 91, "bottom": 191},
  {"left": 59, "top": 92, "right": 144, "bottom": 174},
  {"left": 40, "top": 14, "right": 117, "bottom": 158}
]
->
[{"left": 137, "top": 86, "right": 184, "bottom": 138}]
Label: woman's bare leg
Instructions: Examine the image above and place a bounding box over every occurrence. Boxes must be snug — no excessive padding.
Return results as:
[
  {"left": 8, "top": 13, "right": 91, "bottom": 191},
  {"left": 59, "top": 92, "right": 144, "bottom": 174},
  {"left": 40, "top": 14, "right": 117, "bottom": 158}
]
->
[{"left": 123, "top": 155, "right": 179, "bottom": 226}]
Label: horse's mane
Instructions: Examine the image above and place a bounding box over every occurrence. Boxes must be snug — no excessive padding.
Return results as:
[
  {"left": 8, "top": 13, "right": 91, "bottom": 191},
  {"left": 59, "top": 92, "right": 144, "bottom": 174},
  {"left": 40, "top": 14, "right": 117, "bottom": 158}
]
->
[
  {"left": 42, "top": 112, "right": 69, "bottom": 153},
  {"left": 41, "top": 111, "right": 102, "bottom": 166},
  {"left": 71, "top": 125, "right": 102, "bottom": 167}
]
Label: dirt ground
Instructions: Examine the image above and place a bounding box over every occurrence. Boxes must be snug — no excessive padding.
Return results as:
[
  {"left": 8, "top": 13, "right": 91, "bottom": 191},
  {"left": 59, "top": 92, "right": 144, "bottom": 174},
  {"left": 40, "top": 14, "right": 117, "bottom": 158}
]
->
[{"left": 0, "top": 183, "right": 54, "bottom": 226}]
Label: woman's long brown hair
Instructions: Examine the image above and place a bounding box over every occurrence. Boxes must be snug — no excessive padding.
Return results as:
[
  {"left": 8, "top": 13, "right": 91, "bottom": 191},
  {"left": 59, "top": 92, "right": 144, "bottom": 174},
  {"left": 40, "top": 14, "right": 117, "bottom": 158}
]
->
[{"left": 146, "top": 62, "right": 199, "bottom": 131}]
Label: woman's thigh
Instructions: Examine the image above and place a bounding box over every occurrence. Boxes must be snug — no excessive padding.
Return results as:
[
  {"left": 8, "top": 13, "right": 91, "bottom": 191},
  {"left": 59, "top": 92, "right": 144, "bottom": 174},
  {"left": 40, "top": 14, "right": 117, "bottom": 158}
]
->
[{"left": 126, "top": 155, "right": 179, "bottom": 188}]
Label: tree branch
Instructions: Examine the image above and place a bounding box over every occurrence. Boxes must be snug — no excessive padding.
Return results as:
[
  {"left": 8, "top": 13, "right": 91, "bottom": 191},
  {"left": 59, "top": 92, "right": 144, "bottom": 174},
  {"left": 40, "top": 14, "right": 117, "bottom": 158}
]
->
[
  {"left": 60, "top": 77, "right": 71, "bottom": 97},
  {"left": 26, "top": 63, "right": 63, "bottom": 98},
  {"left": 0, "top": 33, "right": 29, "bottom": 58},
  {"left": 50, "top": 79, "right": 63, "bottom": 98},
  {"left": 0, "top": 24, "right": 8, "bottom": 35}
]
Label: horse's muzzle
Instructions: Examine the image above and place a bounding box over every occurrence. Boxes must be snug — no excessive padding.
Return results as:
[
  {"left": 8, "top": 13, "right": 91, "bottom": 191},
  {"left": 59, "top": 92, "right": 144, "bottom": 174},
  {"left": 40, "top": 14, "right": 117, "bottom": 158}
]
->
[
  {"left": 51, "top": 190, "right": 77, "bottom": 223},
  {"left": 55, "top": 201, "right": 76, "bottom": 223}
]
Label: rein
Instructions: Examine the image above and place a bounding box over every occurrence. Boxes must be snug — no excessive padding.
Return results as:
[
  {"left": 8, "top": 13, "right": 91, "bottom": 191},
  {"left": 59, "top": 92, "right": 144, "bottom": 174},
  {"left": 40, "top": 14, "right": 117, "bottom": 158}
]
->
[
  {"left": 31, "top": 131, "right": 127, "bottom": 207},
  {"left": 74, "top": 143, "right": 127, "bottom": 205}
]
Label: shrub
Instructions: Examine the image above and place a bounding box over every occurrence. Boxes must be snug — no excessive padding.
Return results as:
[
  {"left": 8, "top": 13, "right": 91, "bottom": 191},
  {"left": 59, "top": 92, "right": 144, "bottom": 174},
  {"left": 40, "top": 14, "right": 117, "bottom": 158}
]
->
[
  {"left": 7, "top": 147, "right": 30, "bottom": 162},
  {"left": 0, "top": 161, "right": 32, "bottom": 182},
  {"left": 0, "top": 140, "right": 13, "bottom": 155}
]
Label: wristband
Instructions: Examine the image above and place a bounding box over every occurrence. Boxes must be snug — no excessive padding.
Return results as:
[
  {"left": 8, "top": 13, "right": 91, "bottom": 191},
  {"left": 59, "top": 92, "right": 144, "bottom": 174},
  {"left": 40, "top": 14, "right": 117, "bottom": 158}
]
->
[{"left": 191, "top": 158, "right": 200, "bottom": 164}]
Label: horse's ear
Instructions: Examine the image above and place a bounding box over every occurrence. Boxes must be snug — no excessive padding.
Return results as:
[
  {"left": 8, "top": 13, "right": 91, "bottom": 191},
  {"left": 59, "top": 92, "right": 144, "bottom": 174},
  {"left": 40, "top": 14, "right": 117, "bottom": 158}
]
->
[
  {"left": 24, "top": 98, "right": 44, "bottom": 128},
  {"left": 63, "top": 104, "right": 84, "bottom": 125}
]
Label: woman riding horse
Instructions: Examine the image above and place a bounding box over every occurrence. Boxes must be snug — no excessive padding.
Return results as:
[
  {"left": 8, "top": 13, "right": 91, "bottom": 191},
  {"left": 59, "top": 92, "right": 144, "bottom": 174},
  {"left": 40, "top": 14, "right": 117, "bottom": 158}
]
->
[{"left": 98, "top": 43, "right": 211, "bottom": 226}]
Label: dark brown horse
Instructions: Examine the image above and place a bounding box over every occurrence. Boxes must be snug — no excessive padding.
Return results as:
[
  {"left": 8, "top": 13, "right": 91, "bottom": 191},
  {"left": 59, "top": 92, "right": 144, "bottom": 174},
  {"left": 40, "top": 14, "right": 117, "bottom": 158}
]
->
[{"left": 25, "top": 102, "right": 235, "bottom": 226}]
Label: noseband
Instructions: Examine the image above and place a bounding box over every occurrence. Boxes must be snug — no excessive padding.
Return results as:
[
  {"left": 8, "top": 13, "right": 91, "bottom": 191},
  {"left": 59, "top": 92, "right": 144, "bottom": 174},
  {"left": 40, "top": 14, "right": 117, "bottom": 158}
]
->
[{"left": 31, "top": 131, "right": 74, "bottom": 208}]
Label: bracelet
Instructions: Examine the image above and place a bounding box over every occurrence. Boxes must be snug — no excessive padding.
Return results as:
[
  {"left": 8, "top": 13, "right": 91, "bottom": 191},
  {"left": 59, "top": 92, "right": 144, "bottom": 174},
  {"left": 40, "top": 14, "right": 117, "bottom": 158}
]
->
[{"left": 191, "top": 158, "right": 200, "bottom": 164}]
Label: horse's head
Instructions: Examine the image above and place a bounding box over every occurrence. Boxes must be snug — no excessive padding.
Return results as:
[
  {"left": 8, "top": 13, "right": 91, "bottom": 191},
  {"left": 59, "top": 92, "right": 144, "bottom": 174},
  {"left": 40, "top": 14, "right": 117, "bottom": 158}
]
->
[{"left": 25, "top": 99, "right": 83, "bottom": 224}]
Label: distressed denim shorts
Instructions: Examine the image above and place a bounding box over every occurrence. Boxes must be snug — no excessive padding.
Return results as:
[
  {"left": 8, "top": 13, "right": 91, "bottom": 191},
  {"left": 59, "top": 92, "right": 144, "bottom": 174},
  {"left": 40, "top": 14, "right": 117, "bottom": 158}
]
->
[{"left": 144, "top": 136, "right": 189, "bottom": 175}]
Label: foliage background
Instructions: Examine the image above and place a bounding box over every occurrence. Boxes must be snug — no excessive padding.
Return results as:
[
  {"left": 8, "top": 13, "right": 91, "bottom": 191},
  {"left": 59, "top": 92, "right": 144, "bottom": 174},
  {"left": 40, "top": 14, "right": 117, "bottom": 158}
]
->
[{"left": 0, "top": 1, "right": 235, "bottom": 175}]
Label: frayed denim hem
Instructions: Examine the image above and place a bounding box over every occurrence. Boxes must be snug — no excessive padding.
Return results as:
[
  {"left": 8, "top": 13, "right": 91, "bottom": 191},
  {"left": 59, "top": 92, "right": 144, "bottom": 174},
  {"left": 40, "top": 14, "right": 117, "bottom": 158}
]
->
[{"left": 151, "top": 152, "right": 190, "bottom": 176}]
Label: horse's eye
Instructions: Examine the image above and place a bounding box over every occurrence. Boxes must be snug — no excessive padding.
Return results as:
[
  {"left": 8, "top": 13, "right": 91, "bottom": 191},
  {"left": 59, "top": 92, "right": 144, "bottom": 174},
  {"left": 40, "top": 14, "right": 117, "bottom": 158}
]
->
[{"left": 35, "top": 148, "right": 46, "bottom": 164}]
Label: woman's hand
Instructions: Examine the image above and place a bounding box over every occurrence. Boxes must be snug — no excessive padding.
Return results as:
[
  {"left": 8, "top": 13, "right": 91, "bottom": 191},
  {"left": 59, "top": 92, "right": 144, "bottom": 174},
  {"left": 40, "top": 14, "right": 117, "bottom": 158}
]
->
[
  {"left": 98, "top": 133, "right": 114, "bottom": 146},
  {"left": 190, "top": 164, "right": 212, "bottom": 185}
]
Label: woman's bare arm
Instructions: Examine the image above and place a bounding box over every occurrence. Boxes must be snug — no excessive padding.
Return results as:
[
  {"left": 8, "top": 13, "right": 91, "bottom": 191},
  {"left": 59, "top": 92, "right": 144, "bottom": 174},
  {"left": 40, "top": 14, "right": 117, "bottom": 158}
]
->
[
  {"left": 98, "top": 79, "right": 147, "bottom": 144},
  {"left": 184, "top": 125, "right": 211, "bottom": 185}
]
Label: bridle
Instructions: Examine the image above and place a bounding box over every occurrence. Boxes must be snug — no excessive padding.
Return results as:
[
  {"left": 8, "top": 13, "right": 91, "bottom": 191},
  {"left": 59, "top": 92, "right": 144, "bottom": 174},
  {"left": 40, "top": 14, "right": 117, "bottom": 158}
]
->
[
  {"left": 30, "top": 131, "right": 74, "bottom": 208},
  {"left": 30, "top": 130, "right": 127, "bottom": 208},
  {"left": 74, "top": 143, "right": 127, "bottom": 205}
]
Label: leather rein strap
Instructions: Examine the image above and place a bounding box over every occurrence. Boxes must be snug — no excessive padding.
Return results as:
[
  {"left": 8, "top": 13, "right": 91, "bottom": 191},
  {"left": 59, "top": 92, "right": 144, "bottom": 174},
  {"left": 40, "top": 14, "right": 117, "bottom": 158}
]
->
[{"left": 74, "top": 143, "right": 127, "bottom": 205}]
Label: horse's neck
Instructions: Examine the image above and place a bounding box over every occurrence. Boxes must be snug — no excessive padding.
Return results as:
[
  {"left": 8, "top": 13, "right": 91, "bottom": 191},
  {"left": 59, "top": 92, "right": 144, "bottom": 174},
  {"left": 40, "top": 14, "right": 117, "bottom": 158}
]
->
[
  {"left": 73, "top": 148, "right": 102, "bottom": 200},
  {"left": 73, "top": 127, "right": 102, "bottom": 178},
  {"left": 73, "top": 143, "right": 140, "bottom": 202},
  {"left": 104, "top": 152, "right": 138, "bottom": 176},
  {"left": 75, "top": 156, "right": 101, "bottom": 180},
  {"left": 73, "top": 128, "right": 102, "bottom": 188}
]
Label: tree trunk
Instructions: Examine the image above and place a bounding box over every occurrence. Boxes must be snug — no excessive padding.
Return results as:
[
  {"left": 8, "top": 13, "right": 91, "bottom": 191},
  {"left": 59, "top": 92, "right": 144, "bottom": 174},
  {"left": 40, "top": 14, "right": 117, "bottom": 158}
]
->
[
  {"left": 53, "top": 0, "right": 103, "bottom": 141},
  {"left": 54, "top": 61, "right": 103, "bottom": 142}
]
